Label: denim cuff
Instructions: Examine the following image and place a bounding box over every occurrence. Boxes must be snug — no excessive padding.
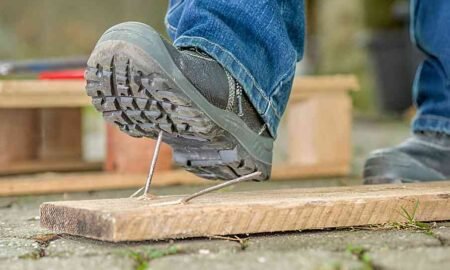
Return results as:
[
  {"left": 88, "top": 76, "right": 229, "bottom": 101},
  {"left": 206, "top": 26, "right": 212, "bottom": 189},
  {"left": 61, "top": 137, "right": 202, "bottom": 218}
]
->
[
  {"left": 412, "top": 115, "right": 450, "bottom": 135},
  {"left": 173, "top": 35, "right": 286, "bottom": 137}
]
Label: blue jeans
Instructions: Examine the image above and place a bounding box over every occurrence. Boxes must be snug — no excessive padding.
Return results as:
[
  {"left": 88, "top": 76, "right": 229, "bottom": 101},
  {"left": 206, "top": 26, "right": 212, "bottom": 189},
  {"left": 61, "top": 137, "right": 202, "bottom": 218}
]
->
[
  {"left": 165, "top": 0, "right": 304, "bottom": 137},
  {"left": 411, "top": 0, "right": 450, "bottom": 135},
  {"left": 166, "top": 0, "right": 450, "bottom": 136}
]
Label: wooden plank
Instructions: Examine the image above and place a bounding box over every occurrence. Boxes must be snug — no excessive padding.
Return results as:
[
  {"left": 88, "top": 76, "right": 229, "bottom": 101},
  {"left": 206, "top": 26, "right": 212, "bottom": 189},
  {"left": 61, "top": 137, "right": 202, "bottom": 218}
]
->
[
  {"left": 0, "top": 160, "right": 102, "bottom": 176},
  {"left": 287, "top": 93, "right": 352, "bottom": 169},
  {"left": 0, "top": 80, "right": 89, "bottom": 108},
  {"left": 39, "top": 108, "right": 82, "bottom": 160},
  {"left": 272, "top": 163, "right": 349, "bottom": 180},
  {"left": 105, "top": 123, "right": 173, "bottom": 174},
  {"left": 40, "top": 182, "right": 450, "bottom": 242},
  {"left": 0, "top": 163, "right": 348, "bottom": 197},
  {"left": 0, "top": 76, "right": 357, "bottom": 108},
  {"left": 0, "top": 109, "right": 39, "bottom": 166},
  {"left": 290, "top": 75, "right": 359, "bottom": 101},
  {"left": 283, "top": 75, "right": 359, "bottom": 178},
  {"left": 0, "top": 170, "right": 201, "bottom": 197}
]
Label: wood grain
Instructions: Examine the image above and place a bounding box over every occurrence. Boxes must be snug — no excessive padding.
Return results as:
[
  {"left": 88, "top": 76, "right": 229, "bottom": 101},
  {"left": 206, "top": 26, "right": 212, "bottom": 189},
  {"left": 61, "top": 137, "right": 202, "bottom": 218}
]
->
[
  {"left": 40, "top": 182, "right": 450, "bottom": 242},
  {"left": 39, "top": 108, "right": 82, "bottom": 160},
  {"left": 0, "top": 109, "right": 39, "bottom": 165}
]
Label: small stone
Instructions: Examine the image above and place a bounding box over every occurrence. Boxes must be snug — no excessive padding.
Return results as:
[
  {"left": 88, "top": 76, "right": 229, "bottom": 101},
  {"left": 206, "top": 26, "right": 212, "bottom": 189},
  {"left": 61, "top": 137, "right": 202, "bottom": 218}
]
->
[
  {"left": 257, "top": 257, "right": 267, "bottom": 263},
  {"left": 198, "top": 249, "right": 210, "bottom": 255}
]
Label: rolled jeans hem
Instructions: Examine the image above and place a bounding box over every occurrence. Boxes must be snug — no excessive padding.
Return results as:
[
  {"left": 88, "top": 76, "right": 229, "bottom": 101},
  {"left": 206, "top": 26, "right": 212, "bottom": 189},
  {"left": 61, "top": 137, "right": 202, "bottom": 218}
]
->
[
  {"left": 174, "top": 35, "right": 285, "bottom": 137},
  {"left": 412, "top": 115, "right": 450, "bottom": 135}
]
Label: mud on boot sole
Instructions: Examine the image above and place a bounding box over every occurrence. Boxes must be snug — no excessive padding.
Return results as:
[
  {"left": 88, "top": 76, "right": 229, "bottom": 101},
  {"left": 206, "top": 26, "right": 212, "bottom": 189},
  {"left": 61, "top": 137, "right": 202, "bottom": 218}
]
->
[{"left": 85, "top": 22, "right": 273, "bottom": 181}]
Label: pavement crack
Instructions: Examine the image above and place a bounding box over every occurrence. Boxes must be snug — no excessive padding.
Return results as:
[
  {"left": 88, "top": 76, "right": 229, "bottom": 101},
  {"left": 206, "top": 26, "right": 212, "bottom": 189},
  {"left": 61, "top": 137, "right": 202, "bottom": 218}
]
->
[
  {"left": 346, "top": 245, "right": 383, "bottom": 270},
  {"left": 432, "top": 233, "right": 447, "bottom": 246},
  {"left": 126, "top": 245, "right": 181, "bottom": 270},
  {"left": 19, "top": 233, "right": 61, "bottom": 260},
  {"left": 208, "top": 235, "right": 250, "bottom": 250}
]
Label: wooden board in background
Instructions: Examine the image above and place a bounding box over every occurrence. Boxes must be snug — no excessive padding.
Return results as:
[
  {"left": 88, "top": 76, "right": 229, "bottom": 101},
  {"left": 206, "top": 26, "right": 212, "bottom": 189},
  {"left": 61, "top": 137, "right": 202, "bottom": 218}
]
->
[
  {"left": 105, "top": 123, "right": 173, "bottom": 174},
  {"left": 0, "top": 160, "right": 102, "bottom": 176},
  {"left": 0, "top": 76, "right": 357, "bottom": 108},
  {"left": 289, "top": 75, "right": 359, "bottom": 101},
  {"left": 40, "top": 182, "right": 450, "bottom": 242},
  {"left": 0, "top": 109, "right": 39, "bottom": 165},
  {"left": 0, "top": 163, "right": 349, "bottom": 197},
  {"left": 39, "top": 108, "right": 83, "bottom": 160},
  {"left": 287, "top": 93, "right": 352, "bottom": 167},
  {"left": 0, "top": 80, "right": 89, "bottom": 108}
]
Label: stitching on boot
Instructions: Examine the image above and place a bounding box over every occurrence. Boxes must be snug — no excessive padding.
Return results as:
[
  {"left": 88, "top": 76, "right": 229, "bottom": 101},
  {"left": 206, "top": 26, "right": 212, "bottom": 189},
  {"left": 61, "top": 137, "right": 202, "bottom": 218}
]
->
[
  {"left": 258, "top": 123, "right": 268, "bottom": 135},
  {"left": 183, "top": 49, "right": 215, "bottom": 62},
  {"left": 225, "top": 70, "right": 235, "bottom": 111},
  {"left": 236, "top": 82, "right": 244, "bottom": 117}
]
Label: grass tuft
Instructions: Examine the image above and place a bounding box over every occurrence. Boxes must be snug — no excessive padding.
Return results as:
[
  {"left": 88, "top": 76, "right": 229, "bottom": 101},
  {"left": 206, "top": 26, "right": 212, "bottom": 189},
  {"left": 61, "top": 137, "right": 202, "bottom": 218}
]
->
[
  {"left": 391, "top": 200, "right": 435, "bottom": 236},
  {"left": 346, "top": 245, "right": 375, "bottom": 270},
  {"left": 127, "top": 245, "right": 180, "bottom": 270}
]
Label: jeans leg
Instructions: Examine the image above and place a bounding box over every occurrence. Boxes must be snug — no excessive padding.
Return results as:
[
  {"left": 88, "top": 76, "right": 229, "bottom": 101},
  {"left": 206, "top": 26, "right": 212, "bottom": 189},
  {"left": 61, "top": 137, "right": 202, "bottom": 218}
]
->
[
  {"left": 164, "top": 0, "right": 305, "bottom": 137},
  {"left": 411, "top": 0, "right": 450, "bottom": 134}
]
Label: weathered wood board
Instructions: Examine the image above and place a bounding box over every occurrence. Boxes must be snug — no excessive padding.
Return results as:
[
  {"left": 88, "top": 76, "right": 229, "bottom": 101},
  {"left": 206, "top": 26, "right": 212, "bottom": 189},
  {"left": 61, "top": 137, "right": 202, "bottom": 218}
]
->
[{"left": 40, "top": 182, "right": 450, "bottom": 242}]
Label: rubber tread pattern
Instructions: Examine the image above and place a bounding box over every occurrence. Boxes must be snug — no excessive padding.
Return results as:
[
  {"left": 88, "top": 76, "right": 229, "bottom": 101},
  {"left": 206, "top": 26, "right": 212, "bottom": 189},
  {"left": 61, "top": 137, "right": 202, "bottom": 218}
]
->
[{"left": 85, "top": 55, "right": 259, "bottom": 180}]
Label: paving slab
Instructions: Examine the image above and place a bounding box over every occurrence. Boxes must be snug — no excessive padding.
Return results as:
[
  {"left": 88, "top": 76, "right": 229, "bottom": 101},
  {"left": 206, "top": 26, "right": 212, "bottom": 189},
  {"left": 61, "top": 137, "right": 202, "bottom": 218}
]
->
[
  {"left": 0, "top": 209, "right": 50, "bottom": 239},
  {"left": 0, "top": 238, "right": 39, "bottom": 260},
  {"left": 432, "top": 222, "right": 450, "bottom": 245},
  {"left": 371, "top": 246, "right": 450, "bottom": 270},
  {"left": 46, "top": 236, "right": 238, "bottom": 258},
  {"left": 150, "top": 250, "right": 364, "bottom": 270},
  {"left": 247, "top": 229, "right": 440, "bottom": 252},
  {"left": 45, "top": 238, "right": 126, "bottom": 258},
  {"left": 1, "top": 255, "right": 135, "bottom": 270}
]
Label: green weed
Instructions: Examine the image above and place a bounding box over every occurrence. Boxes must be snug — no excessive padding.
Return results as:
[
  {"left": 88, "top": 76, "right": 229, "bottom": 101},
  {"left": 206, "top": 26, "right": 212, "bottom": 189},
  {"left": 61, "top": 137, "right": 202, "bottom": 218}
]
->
[
  {"left": 391, "top": 200, "right": 434, "bottom": 236},
  {"left": 128, "top": 246, "right": 180, "bottom": 270},
  {"left": 346, "top": 245, "right": 375, "bottom": 270}
]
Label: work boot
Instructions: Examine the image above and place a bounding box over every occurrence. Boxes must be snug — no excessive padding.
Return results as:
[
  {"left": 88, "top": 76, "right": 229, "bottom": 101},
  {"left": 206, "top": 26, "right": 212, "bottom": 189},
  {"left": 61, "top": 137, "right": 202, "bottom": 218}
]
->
[
  {"left": 85, "top": 22, "right": 273, "bottom": 181},
  {"left": 363, "top": 131, "right": 450, "bottom": 184}
]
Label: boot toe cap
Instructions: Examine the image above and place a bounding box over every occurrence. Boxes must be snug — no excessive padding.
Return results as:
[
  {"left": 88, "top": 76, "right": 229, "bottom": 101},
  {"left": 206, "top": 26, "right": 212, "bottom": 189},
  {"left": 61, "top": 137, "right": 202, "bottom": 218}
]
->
[{"left": 363, "top": 148, "right": 446, "bottom": 184}]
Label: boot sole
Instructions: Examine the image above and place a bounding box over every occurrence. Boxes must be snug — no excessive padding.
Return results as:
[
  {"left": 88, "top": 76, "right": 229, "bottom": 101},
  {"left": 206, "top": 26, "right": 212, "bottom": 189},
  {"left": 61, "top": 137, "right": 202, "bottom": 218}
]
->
[{"left": 85, "top": 22, "right": 273, "bottom": 181}]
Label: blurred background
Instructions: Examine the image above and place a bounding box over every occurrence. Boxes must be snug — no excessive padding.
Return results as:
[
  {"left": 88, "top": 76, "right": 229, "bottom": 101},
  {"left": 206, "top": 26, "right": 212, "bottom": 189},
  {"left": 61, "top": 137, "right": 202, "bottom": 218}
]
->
[
  {"left": 0, "top": 0, "right": 421, "bottom": 115},
  {"left": 0, "top": 0, "right": 170, "bottom": 163},
  {"left": 0, "top": 0, "right": 420, "bottom": 185}
]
